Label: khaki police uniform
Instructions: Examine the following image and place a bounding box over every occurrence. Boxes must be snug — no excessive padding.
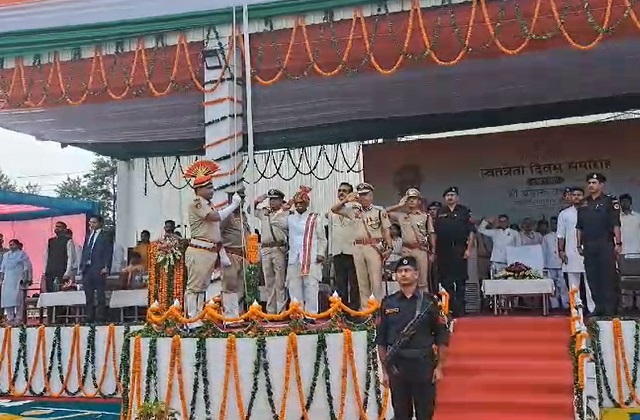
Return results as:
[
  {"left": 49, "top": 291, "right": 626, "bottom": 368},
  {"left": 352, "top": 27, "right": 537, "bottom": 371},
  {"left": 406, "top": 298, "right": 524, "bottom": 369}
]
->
[
  {"left": 340, "top": 202, "right": 391, "bottom": 309},
  {"left": 221, "top": 209, "right": 250, "bottom": 317},
  {"left": 257, "top": 206, "right": 288, "bottom": 313},
  {"left": 185, "top": 196, "right": 221, "bottom": 321},
  {"left": 396, "top": 211, "right": 434, "bottom": 292}
]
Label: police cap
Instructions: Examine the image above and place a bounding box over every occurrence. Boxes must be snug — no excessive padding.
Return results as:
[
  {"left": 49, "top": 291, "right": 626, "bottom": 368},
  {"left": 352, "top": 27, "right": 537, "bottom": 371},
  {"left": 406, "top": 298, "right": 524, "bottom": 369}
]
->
[
  {"left": 267, "top": 189, "right": 285, "bottom": 199},
  {"left": 395, "top": 256, "right": 418, "bottom": 272},
  {"left": 405, "top": 188, "right": 421, "bottom": 198},
  {"left": 443, "top": 186, "right": 459, "bottom": 197},
  {"left": 428, "top": 201, "right": 442, "bottom": 209},
  {"left": 356, "top": 182, "right": 374, "bottom": 194},
  {"left": 586, "top": 172, "right": 607, "bottom": 183}
]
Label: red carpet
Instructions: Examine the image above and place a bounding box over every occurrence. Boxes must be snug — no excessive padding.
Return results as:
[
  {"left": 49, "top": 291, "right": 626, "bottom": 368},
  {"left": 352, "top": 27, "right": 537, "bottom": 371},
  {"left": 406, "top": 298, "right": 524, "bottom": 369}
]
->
[{"left": 434, "top": 317, "right": 575, "bottom": 420}]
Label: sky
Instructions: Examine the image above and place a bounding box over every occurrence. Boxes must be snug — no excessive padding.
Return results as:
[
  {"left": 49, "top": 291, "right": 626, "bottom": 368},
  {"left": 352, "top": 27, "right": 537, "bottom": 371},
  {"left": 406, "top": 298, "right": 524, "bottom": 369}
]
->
[{"left": 0, "top": 128, "right": 96, "bottom": 196}]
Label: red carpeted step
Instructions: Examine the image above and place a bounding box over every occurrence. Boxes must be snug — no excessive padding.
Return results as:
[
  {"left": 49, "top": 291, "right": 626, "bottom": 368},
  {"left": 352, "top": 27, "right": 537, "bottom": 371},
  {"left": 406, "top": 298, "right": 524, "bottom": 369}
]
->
[{"left": 434, "top": 316, "right": 575, "bottom": 420}]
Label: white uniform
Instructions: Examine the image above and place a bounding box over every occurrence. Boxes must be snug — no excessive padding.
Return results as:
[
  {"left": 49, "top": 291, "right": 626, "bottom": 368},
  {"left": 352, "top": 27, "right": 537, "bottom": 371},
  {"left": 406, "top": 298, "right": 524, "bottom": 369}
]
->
[
  {"left": 542, "top": 231, "right": 568, "bottom": 309},
  {"left": 478, "top": 220, "right": 518, "bottom": 274},
  {"left": 557, "top": 206, "right": 595, "bottom": 312},
  {"left": 286, "top": 211, "right": 327, "bottom": 314}
]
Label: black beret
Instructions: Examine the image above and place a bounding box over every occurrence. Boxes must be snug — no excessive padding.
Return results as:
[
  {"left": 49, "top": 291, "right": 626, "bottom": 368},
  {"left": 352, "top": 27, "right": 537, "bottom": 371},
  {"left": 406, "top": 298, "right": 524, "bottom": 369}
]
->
[
  {"left": 395, "top": 256, "right": 418, "bottom": 272},
  {"left": 443, "top": 186, "right": 459, "bottom": 196},
  {"left": 586, "top": 172, "right": 606, "bottom": 183}
]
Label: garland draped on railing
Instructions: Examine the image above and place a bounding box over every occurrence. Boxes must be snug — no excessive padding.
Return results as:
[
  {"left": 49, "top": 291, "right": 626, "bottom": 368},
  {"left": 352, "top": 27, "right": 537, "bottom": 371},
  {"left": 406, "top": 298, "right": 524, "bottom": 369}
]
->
[
  {"left": 0, "top": 324, "right": 130, "bottom": 398},
  {"left": 147, "top": 239, "right": 186, "bottom": 309},
  {"left": 3, "top": 0, "right": 639, "bottom": 109},
  {"left": 121, "top": 326, "right": 392, "bottom": 420}
]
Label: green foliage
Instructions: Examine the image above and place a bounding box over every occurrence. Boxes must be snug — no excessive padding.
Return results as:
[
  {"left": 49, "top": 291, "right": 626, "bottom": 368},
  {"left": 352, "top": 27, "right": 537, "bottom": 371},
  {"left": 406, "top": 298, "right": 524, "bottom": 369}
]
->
[
  {"left": 0, "top": 168, "right": 41, "bottom": 194},
  {"left": 135, "top": 401, "right": 178, "bottom": 420}
]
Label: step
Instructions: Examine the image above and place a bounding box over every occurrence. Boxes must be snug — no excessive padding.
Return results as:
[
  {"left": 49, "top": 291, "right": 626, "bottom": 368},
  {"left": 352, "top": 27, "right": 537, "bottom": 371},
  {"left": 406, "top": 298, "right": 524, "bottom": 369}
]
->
[
  {"left": 443, "top": 358, "right": 572, "bottom": 376},
  {"left": 438, "top": 373, "right": 574, "bottom": 396},
  {"left": 454, "top": 316, "right": 570, "bottom": 332},
  {"left": 446, "top": 341, "right": 569, "bottom": 359},
  {"left": 451, "top": 328, "right": 569, "bottom": 343},
  {"left": 436, "top": 394, "right": 573, "bottom": 415}
]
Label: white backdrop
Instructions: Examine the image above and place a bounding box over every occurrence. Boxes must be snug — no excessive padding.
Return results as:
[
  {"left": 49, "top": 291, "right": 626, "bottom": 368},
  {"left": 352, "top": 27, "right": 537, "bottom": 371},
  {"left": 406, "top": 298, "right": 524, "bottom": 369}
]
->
[
  {"left": 363, "top": 122, "right": 640, "bottom": 222},
  {"left": 115, "top": 143, "right": 363, "bottom": 247}
]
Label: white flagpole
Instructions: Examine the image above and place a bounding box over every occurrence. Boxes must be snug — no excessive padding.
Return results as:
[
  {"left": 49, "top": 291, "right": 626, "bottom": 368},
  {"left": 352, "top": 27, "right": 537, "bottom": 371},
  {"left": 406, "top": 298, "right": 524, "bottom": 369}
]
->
[{"left": 242, "top": 3, "right": 256, "bottom": 231}]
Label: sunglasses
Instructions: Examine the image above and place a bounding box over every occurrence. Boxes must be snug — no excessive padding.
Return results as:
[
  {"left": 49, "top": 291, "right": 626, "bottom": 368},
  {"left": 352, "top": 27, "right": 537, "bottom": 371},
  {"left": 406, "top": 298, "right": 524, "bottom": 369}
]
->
[{"left": 338, "top": 189, "right": 351, "bottom": 193}]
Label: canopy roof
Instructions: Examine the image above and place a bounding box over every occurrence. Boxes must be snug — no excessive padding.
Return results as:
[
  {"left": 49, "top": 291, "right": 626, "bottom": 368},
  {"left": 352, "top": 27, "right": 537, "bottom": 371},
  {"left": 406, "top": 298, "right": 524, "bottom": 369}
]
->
[{"left": 0, "top": 190, "right": 99, "bottom": 221}]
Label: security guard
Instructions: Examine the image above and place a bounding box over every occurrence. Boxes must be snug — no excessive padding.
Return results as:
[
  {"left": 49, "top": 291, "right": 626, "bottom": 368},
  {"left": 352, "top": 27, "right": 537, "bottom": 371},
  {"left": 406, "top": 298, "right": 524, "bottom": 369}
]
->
[
  {"left": 331, "top": 182, "right": 392, "bottom": 308},
  {"left": 376, "top": 256, "right": 449, "bottom": 420},
  {"left": 433, "top": 187, "right": 475, "bottom": 318},
  {"left": 386, "top": 188, "right": 436, "bottom": 293},
  {"left": 252, "top": 189, "right": 289, "bottom": 314},
  {"left": 576, "top": 173, "right": 622, "bottom": 316},
  {"left": 183, "top": 161, "right": 241, "bottom": 329}
]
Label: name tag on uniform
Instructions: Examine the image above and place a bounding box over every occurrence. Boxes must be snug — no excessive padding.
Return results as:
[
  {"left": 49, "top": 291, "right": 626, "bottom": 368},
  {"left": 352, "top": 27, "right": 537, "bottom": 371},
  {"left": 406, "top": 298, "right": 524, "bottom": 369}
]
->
[
  {"left": 438, "top": 214, "right": 447, "bottom": 218},
  {"left": 385, "top": 307, "right": 400, "bottom": 315}
]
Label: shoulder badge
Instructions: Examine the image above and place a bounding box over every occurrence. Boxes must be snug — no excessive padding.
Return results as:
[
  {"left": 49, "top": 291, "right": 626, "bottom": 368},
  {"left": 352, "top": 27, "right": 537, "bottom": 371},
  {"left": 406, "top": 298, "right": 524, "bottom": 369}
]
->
[
  {"left": 384, "top": 307, "right": 400, "bottom": 315},
  {"left": 194, "top": 200, "right": 202, "bottom": 210},
  {"left": 613, "top": 202, "right": 620, "bottom": 210}
]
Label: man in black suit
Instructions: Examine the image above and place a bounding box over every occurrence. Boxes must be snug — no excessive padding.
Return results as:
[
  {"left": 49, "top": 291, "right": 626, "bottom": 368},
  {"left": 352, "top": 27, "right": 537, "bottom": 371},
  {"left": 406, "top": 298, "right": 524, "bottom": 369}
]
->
[{"left": 80, "top": 215, "right": 113, "bottom": 323}]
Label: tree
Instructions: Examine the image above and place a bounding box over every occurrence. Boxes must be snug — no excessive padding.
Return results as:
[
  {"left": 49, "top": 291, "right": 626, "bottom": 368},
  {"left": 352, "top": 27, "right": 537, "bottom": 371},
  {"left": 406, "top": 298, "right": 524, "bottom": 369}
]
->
[
  {"left": 20, "top": 182, "right": 41, "bottom": 195},
  {"left": 55, "top": 158, "right": 118, "bottom": 228},
  {"left": 55, "top": 176, "right": 90, "bottom": 200},
  {"left": 0, "top": 168, "right": 17, "bottom": 191}
]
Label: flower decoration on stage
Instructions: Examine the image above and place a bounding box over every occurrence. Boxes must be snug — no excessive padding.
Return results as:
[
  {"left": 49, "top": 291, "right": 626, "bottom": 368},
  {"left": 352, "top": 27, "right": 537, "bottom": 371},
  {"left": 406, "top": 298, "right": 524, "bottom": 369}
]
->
[
  {"left": 155, "top": 234, "right": 183, "bottom": 270},
  {"left": 494, "top": 262, "right": 543, "bottom": 280},
  {"left": 183, "top": 160, "right": 220, "bottom": 188}
]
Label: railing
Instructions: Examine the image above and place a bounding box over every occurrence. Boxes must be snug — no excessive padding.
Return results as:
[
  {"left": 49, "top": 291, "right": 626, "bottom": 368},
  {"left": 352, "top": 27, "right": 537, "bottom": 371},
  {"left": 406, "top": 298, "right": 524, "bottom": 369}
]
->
[
  {"left": 569, "top": 287, "right": 595, "bottom": 420},
  {"left": 146, "top": 289, "right": 451, "bottom": 327}
]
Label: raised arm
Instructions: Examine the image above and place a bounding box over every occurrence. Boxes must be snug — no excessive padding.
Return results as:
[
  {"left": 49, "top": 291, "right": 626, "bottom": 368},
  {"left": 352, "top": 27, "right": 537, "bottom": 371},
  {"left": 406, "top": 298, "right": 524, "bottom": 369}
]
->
[{"left": 331, "top": 192, "right": 358, "bottom": 216}]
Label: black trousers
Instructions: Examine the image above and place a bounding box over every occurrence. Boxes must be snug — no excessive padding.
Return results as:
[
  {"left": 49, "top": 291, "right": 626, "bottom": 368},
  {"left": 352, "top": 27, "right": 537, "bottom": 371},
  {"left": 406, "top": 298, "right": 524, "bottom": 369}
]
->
[
  {"left": 584, "top": 240, "right": 619, "bottom": 316},
  {"left": 333, "top": 254, "right": 360, "bottom": 310},
  {"left": 389, "top": 356, "right": 436, "bottom": 420},
  {"left": 429, "top": 263, "right": 439, "bottom": 296},
  {"left": 83, "top": 268, "right": 107, "bottom": 323},
  {"left": 437, "top": 246, "right": 468, "bottom": 317}
]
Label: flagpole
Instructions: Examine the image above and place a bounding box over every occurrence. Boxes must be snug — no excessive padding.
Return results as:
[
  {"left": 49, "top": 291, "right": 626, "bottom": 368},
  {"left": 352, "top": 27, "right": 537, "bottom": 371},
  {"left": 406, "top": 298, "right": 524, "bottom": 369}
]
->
[{"left": 242, "top": 3, "right": 256, "bottom": 231}]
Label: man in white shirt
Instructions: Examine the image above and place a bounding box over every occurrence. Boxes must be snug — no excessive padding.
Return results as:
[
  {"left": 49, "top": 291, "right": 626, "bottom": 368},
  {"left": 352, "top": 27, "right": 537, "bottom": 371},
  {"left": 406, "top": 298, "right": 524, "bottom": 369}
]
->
[
  {"left": 542, "top": 217, "right": 568, "bottom": 309},
  {"left": 478, "top": 215, "right": 518, "bottom": 275},
  {"left": 557, "top": 186, "right": 595, "bottom": 313},
  {"left": 517, "top": 218, "right": 543, "bottom": 246},
  {"left": 619, "top": 194, "right": 640, "bottom": 309},
  {"left": 286, "top": 186, "right": 327, "bottom": 314}
]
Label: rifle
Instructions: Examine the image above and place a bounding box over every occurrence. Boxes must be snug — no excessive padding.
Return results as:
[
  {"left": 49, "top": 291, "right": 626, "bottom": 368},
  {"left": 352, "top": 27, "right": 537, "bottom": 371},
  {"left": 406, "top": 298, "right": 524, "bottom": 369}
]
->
[{"left": 383, "top": 293, "right": 433, "bottom": 375}]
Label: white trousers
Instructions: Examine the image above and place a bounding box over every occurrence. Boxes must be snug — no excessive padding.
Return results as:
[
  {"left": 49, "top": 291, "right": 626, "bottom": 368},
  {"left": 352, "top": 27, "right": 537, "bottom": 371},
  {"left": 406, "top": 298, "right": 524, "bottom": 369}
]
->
[
  {"left": 286, "top": 262, "right": 321, "bottom": 314},
  {"left": 566, "top": 272, "right": 595, "bottom": 312},
  {"left": 547, "top": 268, "right": 569, "bottom": 309}
]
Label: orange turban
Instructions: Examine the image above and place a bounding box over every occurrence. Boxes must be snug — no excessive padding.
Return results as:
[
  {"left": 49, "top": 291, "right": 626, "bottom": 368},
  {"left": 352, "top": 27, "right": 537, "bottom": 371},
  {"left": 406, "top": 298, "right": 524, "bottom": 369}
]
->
[
  {"left": 184, "top": 160, "right": 220, "bottom": 189},
  {"left": 293, "top": 185, "right": 312, "bottom": 203}
]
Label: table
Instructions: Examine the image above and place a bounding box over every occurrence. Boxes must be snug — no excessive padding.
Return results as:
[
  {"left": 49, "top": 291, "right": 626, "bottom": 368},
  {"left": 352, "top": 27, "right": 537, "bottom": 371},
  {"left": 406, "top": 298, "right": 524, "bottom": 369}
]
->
[
  {"left": 109, "top": 289, "right": 147, "bottom": 322},
  {"left": 482, "top": 279, "right": 555, "bottom": 316},
  {"left": 37, "top": 291, "right": 87, "bottom": 324}
]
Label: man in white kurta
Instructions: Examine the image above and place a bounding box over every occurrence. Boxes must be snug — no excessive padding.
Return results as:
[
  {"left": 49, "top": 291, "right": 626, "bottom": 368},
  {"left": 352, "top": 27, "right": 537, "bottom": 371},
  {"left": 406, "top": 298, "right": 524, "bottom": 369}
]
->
[
  {"left": 286, "top": 186, "right": 327, "bottom": 314},
  {"left": 543, "top": 217, "right": 568, "bottom": 309},
  {"left": 557, "top": 187, "right": 595, "bottom": 312},
  {"left": 618, "top": 194, "right": 640, "bottom": 309},
  {"left": 478, "top": 215, "right": 518, "bottom": 275}
]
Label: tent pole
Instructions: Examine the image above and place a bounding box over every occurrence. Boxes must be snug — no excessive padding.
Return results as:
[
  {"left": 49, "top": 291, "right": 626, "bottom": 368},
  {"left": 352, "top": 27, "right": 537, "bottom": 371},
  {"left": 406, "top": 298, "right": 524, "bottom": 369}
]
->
[{"left": 242, "top": 3, "right": 256, "bottom": 231}]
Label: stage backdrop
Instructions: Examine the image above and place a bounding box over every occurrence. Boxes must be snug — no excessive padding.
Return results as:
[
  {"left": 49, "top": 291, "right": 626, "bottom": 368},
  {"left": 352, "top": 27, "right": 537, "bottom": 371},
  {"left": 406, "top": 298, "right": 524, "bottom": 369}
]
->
[
  {"left": 0, "top": 214, "right": 87, "bottom": 288},
  {"left": 363, "top": 120, "right": 640, "bottom": 223}
]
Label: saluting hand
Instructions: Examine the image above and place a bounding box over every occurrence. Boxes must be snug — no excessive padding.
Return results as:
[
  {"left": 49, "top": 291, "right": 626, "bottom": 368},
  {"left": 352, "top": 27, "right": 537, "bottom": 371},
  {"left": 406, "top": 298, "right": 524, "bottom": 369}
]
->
[
  {"left": 398, "top": 195, "right": 407, "bottom": 207},
  {"left": 345, "top": 192, "right": 358, "bottom": 203}
]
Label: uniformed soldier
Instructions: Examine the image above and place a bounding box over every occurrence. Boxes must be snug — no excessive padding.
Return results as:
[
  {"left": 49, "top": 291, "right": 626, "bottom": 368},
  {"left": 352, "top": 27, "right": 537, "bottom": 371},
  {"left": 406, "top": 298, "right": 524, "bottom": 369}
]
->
[
  {"left": 331, "top": 182, "right": 392, "bottom": 309},
  {"left": 433, "top": 187, "right": 475, "bottom": 318},
  {"left": 252, "top": 189, "right": 289, "bottom": 314},
  {"left": 220, "top": 186, "right": 251, "bottom": 318},
  {"left": 576, "top": 173, "right": 622, "bottom": 316},
  {"left": 376, "top": 256, "right": 449, "bottom": 420},
  {"left": 183, "top": 161, "right": 242, "bottom": 328},
  {"left": 386, "top": 188, "right": 436, "bottom": 293}
]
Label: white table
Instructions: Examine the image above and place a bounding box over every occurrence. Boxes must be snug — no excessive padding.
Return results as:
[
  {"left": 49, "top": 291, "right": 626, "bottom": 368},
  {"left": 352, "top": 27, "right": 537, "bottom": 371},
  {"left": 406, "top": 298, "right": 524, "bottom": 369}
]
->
[
  {"left": 37, "top": 291, "right": 87, "bottom": 324},
  {"left": 482, "top": 278, "right": 555, "bottom": 316},
  {"left": 110, "top": 289, "right": 148, "bottom": 322}
]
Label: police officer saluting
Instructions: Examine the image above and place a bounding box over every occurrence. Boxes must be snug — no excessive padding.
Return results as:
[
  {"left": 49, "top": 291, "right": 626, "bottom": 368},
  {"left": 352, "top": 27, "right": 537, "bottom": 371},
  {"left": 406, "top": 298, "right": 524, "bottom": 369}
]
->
[
  {"left": 433, "top": 187, "right": 475, "bottom": 318},
  {"left": 376, "top": 256, "right": 449, "bottom": 420},
  {"left": 576, "top": 172, "right": 622, "bottom": 316}
]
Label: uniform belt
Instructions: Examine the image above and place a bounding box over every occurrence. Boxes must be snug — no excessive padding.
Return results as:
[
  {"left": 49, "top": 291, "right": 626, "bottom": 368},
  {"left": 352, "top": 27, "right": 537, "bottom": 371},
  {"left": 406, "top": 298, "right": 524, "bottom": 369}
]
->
[
  {"left": 262, "top": 241, "right": 287, "bottom": 248},
  {"left": 394, "top": 348, "right": 432, "bottom": 358},
  {"left": 354, "top": 238, "right": 383, "bottom": 246},
  {"left": 403, "top": 242, "right": 427, "bottom": 250},
  {"left": 188, "top": 243, "right": 222, "bottom": 253}
]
